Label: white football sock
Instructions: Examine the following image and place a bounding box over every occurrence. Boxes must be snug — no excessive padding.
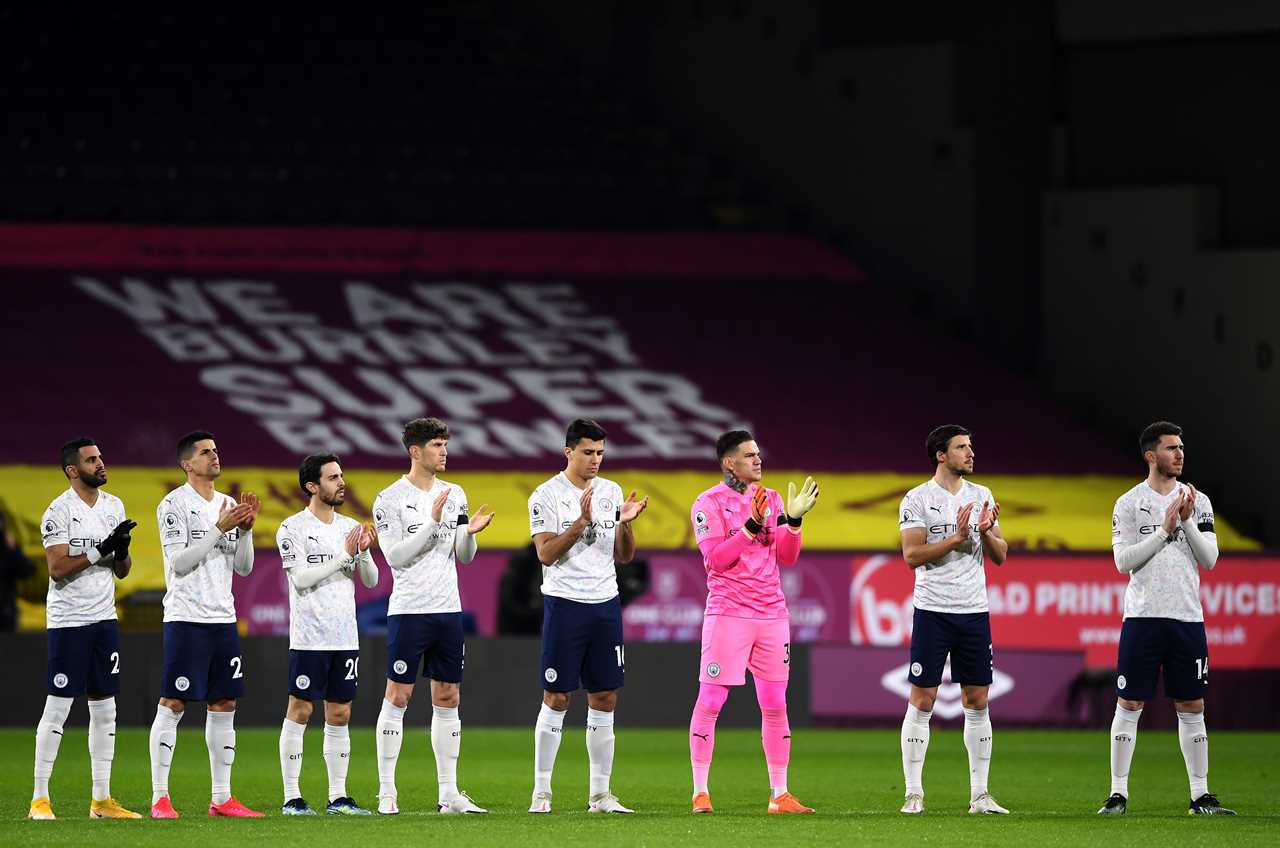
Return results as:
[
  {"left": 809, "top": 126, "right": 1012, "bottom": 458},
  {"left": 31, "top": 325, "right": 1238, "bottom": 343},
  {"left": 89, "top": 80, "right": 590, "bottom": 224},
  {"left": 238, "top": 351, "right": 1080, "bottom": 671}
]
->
[
  {"left": 279, "top": 718, "right": 306, "bottom": 802},
  {"left": 1177, "top": 710, "right": 1209, "bottom": 799},
  {"left": 33, "top": 695, "right": 72, "bottom": 800},
  {"left": 323, "top": 723, "right": 351, "bottom": 802},
  {"left": 206, "top": 710, "right": 236, "bottom": 805},
  {"left": 376, "top": 699, "right": 405, "bottom": 800},
  {"left": 900, "top": 704, "right": 931, "bottom": 797},
  {"left": 431, "top": 705, "right": 462, "bottom": 802},
  {"left": 533, "top": 702, "right": 566, "bottom": 794},
  {"left": 963, "top": 706, "right": 993, "bottom": 801},
  {"left": 1109, "top": 704, "right": 1141, "bottom": 797},
  {"left": 149, "top": 704, "right": 183, "bottom": 803},
  {"left": 87, "top": 697, "right": 117, "bottom": 801},
  {"left": 586, "top": 708, "right": 615, "bottom": 797}
]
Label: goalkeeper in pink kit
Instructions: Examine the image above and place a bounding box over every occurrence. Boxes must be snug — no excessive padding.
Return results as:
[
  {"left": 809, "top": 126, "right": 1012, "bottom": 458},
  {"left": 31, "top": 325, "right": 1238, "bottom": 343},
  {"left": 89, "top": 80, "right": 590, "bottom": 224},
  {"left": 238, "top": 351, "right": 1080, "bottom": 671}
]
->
[{"left": 686, "top": 430, "right": 820, "bottom": 814}]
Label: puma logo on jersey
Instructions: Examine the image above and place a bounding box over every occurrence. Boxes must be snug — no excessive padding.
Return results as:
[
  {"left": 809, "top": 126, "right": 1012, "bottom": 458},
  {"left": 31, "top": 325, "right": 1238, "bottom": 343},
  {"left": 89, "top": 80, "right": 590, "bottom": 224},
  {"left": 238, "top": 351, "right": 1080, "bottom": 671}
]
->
[
  {"left": 929, "top": 506, "right": 942, "bottom": 514},
  {"left": 1139, "top": 506, "right": 1152, "bottom": 516}
]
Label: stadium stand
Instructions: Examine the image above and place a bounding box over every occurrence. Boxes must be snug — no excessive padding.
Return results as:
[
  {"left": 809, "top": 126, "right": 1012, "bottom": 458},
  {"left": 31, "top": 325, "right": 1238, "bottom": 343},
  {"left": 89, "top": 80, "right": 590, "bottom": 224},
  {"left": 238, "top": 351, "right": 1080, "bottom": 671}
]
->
[{"left": 0, "top": 5, "right": 775, "bottom": 230}]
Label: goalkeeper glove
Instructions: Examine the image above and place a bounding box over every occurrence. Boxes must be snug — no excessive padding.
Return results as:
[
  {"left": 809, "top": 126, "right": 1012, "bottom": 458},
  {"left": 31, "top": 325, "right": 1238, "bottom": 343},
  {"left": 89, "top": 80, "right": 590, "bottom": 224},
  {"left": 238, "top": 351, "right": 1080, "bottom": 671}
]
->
[
  {"left": 744, "top": 486, "right": 768, "bottom": 536},
  {"left": 785, "top": 477, "right": 819, "bottom": 527}
]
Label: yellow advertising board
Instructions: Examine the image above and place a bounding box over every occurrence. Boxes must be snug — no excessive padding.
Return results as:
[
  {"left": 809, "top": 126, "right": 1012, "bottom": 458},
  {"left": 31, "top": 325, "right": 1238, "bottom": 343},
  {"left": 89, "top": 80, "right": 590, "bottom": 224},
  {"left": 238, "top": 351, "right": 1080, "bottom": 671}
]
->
[{"left": 0, "top": 465, "right": 1259, "bottom": 595}]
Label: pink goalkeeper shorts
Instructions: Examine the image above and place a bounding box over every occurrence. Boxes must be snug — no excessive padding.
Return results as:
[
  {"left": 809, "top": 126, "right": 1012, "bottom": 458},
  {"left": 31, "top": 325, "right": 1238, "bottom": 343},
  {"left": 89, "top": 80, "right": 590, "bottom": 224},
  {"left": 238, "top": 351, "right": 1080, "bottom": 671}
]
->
[{"left": 698, "top": 614, "right": 791, "bottom": 685}]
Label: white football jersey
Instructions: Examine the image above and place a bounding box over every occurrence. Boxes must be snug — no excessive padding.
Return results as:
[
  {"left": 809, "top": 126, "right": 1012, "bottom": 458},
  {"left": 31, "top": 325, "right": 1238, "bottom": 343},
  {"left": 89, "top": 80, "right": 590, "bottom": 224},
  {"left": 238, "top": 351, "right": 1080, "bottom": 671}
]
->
[
  {"left": 1112, "top": 482, "right": 1214, "bottom": 622},
  {"left": 40, "top": 488, "right": 126, "bottom": 628},
  {"left": 528, "top": 472, "right": 623, "bottom": 604},
  {"left": 372, "top": 476, "right": 468, "bottom": 616},
  {"left": 898, "top": 478, "right": 999, "bottom": 614},
  {"left": 278, "top": 508, "right": 362, "bottom": 651},
  {"left": 156, "top": 483, "right": 247, "bottom": 624}
]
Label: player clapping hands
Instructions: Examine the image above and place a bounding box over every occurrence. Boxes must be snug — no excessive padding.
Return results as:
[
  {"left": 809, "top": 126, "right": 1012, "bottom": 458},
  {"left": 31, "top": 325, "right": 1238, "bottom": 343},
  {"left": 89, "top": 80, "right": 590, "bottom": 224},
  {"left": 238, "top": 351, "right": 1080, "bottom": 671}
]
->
[{"left": 620, "top": 490, "right": 648, "bottom": 523}]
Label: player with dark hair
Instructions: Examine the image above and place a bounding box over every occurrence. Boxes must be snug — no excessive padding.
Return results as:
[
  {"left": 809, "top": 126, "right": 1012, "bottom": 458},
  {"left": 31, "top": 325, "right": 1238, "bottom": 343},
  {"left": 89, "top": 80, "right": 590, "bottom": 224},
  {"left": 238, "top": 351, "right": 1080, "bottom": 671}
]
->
[
  {"left": 371, "top": 418, "right": 494, "bottom": 815},
  {"left": 527, "top": 418, "right": 648, "bottom": 814},
  {"left": 686, "top": 429, "right": 819, "bottom": 814},
  {"left": 149, "top": 430, "right": 262, "bottom": 819},
  {"left": 1099, "top": 421, "right": 1234, "bottom": 816},
  {"left": 30, "top": 438, "right": 139, "bottom": 820},
  {"left": 897, "top": 425, "right": 1009, "bottom": 815},
  {"left": 276, "top": 453, "right": 379, "bottom": 816}
]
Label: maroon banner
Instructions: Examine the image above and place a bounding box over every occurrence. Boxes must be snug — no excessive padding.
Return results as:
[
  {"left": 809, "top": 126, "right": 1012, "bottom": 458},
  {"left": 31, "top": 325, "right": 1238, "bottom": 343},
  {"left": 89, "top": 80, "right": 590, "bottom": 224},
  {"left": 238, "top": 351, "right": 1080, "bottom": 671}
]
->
[
  {"left": 0, "top": 225, "right": 867, "bottom": 279},
  {"left": 811, "top": 645, "right": 1084, "bottom": 722},
  {"left": 0, "top": 225, "right": 1130, "bottom": 474}
]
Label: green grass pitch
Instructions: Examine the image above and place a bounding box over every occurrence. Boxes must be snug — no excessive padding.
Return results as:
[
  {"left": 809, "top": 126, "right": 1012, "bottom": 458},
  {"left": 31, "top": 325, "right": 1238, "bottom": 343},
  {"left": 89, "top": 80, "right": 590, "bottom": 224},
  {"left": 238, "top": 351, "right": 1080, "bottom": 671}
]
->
[{"left": 1, "top": 726, "right": 1276, "bottom": 846}]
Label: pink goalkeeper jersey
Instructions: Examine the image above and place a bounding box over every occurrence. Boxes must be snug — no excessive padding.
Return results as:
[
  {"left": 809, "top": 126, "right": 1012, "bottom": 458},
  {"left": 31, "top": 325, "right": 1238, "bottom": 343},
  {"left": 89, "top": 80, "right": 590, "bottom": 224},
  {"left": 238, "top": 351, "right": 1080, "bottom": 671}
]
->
[{"left": 691, "top": 482, "right": 790, "bottom": 619}]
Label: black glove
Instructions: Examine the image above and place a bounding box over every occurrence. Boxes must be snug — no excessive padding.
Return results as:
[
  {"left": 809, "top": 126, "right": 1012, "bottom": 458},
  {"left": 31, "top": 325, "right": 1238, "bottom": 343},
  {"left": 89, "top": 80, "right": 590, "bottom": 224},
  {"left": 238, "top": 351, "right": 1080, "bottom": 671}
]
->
[{"left": 98, "top": 519, "right": 137, "bottom": 561}]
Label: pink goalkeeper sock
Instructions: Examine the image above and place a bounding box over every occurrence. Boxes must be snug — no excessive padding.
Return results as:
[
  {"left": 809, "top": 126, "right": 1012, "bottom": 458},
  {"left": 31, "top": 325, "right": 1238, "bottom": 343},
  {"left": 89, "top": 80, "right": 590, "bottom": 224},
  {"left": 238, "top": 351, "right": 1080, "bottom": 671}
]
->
[
  {"left": 690, "top": 682, "right": 730, "bottom": 792},
  {"left": 755, "top": 677, "right": 791, "bottom": 793}
]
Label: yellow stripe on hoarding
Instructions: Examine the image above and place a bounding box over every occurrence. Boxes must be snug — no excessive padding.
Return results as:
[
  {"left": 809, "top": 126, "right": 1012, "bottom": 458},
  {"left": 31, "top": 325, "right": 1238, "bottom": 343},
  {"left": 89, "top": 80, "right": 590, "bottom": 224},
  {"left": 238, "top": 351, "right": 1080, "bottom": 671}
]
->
[{"left": 0, "top": 466, "right": 1259, "bottom": 595}]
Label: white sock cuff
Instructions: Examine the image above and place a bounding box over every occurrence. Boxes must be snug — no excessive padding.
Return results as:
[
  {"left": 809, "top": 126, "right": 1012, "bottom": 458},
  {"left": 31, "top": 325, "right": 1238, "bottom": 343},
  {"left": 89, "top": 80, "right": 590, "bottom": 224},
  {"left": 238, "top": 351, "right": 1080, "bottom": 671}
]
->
[
  {"left": 538, "top": 702, "right": 567, "bottom": 727},
  {"left": 587, "top": 708, "right": 614, "bottom": 727},
  {"left": 381, "top": 699, "right": 406, "bottom": 721},
  {"left": 207, "top": 709, "right": 235, "bottom": 727},
  {"left": 282, "top": 717, "right": 306, "bottom": 736},
  {"left": 42, "top": 695, "right": 74, "bottom": 725},
  {"left": 432, "top": 705, "right": 460, "bottom": 722},
  {"left": 155, "top": 705, "right": 183, "bottom": 729},
  {"left": 963, "top": 707, "right": 989, "bottom": 724},
  {"left": 1176, "top": 710, "right": 1206, "bottom": 727},
  {"left": 905, "top": 704, "right": 932, "bottom": 724},
  {"left": 324, "top": 723, "right": 349, "bottom": 738},
  {"left": 1115, "top": 704, "right": 1143, "bottom": 722},
  {"left": 88, "top": 697, "right": 116, "bottom": 713}
]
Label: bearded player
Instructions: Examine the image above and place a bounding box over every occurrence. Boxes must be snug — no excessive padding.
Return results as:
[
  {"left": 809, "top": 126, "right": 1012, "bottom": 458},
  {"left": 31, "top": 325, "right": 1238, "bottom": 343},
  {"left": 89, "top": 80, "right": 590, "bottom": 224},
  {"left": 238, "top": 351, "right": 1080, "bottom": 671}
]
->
[{"left": 686, "top": 430, "right": 819, "bottom": 815}]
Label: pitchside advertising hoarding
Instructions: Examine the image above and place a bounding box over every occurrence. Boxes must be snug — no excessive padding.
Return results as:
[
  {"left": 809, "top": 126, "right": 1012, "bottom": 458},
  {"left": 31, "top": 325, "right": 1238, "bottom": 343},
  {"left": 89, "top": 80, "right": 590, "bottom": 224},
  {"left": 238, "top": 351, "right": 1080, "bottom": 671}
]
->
[
  {"left": 230, "top": 549, "right": 1280, "bottom": 670},
  {"left": 195, "top": 548, "right": 1280, "bottom": 724},
  {"left": 848, "top": 553, "right": 1280, "bottom": 668}
]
